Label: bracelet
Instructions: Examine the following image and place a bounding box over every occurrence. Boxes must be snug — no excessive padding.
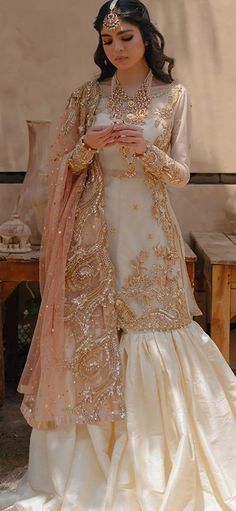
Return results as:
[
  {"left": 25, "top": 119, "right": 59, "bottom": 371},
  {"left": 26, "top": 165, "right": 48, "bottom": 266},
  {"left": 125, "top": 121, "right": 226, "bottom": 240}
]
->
[
  {"left": 81, "top": 135, "right": 99, "bottom": 153},
  {"left": 68, "top": 136, "right": 98, "bottom": 173},
  {"left": 136, "top": 143, "right": 152, "bottom": 160},
  {"left": 135, "top": 143, "right": 151, "bottom": 159}
]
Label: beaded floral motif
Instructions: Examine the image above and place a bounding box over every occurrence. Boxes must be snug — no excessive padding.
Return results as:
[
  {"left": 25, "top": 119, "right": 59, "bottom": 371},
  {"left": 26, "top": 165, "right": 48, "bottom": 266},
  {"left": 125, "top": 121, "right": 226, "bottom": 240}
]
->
[
  {"left": 141, "top": 144, "right": 187, "bottom": 187},
  {"left": 115, "top": 233, "right": 191, "bottom": 332},
  {"left": 154, "top": 85, "right": 183, "bottom": 125},
  {"left": 141, "top": 85, "right": 190, "bottom": 187},
  {"left": 112, "top": 85, "right": 191, "bottom": 332},
  {"left": 60, "top": 89, "right": 82, "bottom": 137},
  {"left": 61, "top": 81, "right": 125, "bottom": 423}
]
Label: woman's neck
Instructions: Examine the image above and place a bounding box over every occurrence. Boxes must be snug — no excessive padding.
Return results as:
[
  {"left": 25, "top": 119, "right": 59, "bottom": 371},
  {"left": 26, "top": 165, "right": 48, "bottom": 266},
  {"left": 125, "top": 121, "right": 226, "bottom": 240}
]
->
[{"left": 116, "top": 61, "right": 150, "bottom": 94}]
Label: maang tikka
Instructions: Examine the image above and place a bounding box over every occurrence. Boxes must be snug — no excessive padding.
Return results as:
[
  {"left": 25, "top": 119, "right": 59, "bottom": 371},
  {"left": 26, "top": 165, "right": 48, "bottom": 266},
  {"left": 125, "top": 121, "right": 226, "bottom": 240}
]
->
[{"left": 103, "top": 0, "right": 121, "bottom": 31}]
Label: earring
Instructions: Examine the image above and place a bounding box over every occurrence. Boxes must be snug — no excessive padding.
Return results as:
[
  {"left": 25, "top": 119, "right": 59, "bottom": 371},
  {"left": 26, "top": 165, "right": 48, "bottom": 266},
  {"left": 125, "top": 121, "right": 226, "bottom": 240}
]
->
[
  {"left": 104, "top": 59, "right": 108, "bottom": 66},
  {"left": 145, "top": 42, "right": 149, "bottom": 47}
]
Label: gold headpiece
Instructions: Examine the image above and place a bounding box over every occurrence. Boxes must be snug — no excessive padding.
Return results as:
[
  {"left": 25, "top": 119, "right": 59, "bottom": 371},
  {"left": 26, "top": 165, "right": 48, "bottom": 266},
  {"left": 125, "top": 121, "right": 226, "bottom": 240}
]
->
[{"left": 103, "top": 0, "right": 120, "bottom": 31}]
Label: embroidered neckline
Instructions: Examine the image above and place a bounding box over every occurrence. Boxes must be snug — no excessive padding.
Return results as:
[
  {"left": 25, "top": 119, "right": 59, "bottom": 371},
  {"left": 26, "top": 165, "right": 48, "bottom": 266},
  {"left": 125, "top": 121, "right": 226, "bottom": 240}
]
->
[{"left": 98, "top": 81, "right": 176, "bottom": 101}]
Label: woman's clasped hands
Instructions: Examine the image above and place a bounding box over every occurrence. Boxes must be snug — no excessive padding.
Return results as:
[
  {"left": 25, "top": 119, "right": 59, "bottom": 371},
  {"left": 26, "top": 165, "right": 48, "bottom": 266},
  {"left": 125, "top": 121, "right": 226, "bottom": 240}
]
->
[{"left": 83, "top": 123, "right": 147, "bottom": 155}]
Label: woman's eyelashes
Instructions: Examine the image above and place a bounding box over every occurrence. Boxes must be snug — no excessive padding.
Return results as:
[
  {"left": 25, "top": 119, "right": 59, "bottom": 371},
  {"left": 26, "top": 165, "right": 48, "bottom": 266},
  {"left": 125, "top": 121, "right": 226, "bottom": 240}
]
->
[
  {"left": 103, "top": 36, "right": 134, "bottom": 46},
  {"left": 124, "top": 35, "right": 134, "bottom": 41}
]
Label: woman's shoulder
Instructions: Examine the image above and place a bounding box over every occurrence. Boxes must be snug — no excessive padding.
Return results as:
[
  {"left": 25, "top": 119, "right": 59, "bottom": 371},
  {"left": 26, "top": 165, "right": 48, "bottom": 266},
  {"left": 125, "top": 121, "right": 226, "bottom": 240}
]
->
[
  {"left": 167, "top": 81, "right": 188, "bottom": 96},
  {"left": 170, "top": 83, "right": 192, "bottom": 110},
  {"left": 167, "top": 83, "right": 192, "bottom": 116},
  {"left": 170, "top": 82, "right": 191, "bottom": 100},
  {"left": 172, "top": 82, "right": 189, "bottom": 96},
  {"left": 151, "top": 79, "right": 188, "bottom": 98},
  {"left": 65, "top": 78, "right": 101, "bottom": 111},
  {"left": 69, "top": 78, "right": 100, "bottom": 100},
  {"left": 151, "top": 81, "right": 190, "bottom": 119},
  {"left": 164, "top": 82, "right": 190, "bottom": 109}
]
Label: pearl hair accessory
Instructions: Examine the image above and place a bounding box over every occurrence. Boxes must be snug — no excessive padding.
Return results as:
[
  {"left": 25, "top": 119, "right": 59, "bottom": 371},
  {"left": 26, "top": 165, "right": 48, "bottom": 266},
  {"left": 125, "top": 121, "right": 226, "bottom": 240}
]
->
[{"left": 102, "top": 0, "right": 121, "bottom": 31}]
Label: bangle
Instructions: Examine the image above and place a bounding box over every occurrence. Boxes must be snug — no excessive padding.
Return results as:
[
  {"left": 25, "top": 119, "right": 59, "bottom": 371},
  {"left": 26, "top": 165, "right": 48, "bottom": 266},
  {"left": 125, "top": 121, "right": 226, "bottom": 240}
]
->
[
  {"left": 68, "top": 136, "right": 98, "bottom": 173},
  {"left": 81, "top": 135, "right": 99, "bottom": 153},
  {"left": 135, "top": 143, "right": 150, "bottom": 159}
]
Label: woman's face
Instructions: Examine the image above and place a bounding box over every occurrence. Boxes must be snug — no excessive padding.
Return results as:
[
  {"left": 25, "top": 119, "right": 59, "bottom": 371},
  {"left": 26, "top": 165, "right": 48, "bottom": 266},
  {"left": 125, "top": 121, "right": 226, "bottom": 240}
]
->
[{"left": 101, "top": 20, "right": 146, "bottom": 70}]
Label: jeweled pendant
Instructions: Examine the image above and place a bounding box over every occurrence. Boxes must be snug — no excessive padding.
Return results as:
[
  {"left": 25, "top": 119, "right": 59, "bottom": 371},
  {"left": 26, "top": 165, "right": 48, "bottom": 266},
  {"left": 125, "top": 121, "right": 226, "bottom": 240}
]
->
[
  {"left": 126, "top": 113, "right": 136, "bottom": 121},
  {"left": 103, "top": 12, "right": 120, "bottom": 31}
]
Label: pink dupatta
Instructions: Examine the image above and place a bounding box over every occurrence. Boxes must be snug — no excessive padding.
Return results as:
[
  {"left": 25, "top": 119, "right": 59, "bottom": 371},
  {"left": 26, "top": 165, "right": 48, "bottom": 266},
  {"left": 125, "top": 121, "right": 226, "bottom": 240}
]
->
[{"left": 18, "top": 81, "right": 126, "bottom": 430}]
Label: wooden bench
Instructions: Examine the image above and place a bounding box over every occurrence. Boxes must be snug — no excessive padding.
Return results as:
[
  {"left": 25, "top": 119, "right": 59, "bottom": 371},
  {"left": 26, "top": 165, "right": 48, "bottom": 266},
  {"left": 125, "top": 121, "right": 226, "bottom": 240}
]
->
[
  {"left": 191, "top": 232, "right": 236, "bottom": 362},
  {"left": 0, "top": 243, "right": 197, "bottom": 404}
]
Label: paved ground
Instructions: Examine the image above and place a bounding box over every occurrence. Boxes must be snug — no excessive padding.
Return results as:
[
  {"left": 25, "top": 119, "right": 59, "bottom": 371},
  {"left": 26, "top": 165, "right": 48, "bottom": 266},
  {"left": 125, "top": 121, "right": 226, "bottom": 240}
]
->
[{"left": 0, "top": 384, "right": 31, "bottom": 492}]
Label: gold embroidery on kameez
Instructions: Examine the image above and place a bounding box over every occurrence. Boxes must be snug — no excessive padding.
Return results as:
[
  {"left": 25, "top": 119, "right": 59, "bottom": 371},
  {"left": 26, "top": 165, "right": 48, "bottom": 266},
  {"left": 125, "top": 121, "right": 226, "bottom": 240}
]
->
[
  {"left": 113, "top": 85, "right": 191, "bottom": 332},
  {"left": 62, "top": 82, "right": 125, "bottom": 423},
  {"left": 142, "top": 85, "right": 188, "bottom": 186}
]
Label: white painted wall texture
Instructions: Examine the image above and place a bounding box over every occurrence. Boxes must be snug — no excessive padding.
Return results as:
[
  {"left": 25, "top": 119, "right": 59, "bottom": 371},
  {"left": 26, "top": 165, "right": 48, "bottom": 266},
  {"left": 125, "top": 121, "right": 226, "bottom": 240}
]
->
[
  {"left": 0, "top": 0, "right": 235, "bottom": 172},
  {"left": 0, "top": 1, "right": 235, "bottom": 238}
]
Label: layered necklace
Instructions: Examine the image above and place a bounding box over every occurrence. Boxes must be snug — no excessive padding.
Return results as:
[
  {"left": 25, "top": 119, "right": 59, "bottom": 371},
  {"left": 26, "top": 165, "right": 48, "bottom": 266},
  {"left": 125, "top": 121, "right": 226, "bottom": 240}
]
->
[
  {"left": 109, "top": 69, "right": 153, "bottom": 125},
  {"left": 108, "top": 69, "right": 153, "bottom": 176}
]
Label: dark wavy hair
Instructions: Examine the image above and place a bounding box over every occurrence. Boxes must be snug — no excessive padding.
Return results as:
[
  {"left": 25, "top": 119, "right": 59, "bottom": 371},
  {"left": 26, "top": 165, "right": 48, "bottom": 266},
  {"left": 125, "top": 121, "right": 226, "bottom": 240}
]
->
[{"left": 94, "top": 0, "right": 174, "bottom": 83}]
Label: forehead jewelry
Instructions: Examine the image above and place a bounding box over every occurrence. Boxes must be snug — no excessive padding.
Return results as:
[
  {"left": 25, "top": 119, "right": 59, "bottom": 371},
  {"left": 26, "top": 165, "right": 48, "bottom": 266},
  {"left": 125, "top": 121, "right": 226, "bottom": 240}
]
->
[{"left": 102, "top": 0, "right": 121, "bottom": 31}]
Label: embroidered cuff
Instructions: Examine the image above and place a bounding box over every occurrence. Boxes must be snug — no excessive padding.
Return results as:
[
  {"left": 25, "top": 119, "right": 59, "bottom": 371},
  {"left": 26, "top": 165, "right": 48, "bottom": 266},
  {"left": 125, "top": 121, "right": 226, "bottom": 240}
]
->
[
  {"left": 68, "top": 137, "right": 98, "bottom": 174},
  {"left": 138, "top": 144, "right": 188, "bottom": 186},
  {"left": 138, "top": 144, "right": 166, "bottom": 172}
]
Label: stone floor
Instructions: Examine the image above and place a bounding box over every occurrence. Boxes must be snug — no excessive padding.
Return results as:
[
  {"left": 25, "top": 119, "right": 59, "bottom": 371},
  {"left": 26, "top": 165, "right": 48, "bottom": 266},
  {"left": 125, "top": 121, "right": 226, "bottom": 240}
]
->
[
  {"left": 0, "top": 383, "right": 30, "bottom": 492},
  {"left": 0, "top": 328, "right": 236, "bottom": 493}
]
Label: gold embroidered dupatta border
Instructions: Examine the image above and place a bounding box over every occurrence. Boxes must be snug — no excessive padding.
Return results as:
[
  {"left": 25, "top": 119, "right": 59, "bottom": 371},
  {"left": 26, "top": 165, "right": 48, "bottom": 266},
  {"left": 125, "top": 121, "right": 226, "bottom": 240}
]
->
[{"left": 18, "top": 81, "right": 126, "bottom": 430}]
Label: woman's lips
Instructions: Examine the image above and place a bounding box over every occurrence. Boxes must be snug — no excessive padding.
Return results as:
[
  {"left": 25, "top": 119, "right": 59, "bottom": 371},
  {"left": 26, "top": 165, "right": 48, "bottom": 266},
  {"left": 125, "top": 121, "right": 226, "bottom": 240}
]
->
[{"left": 114, "top": 56, "right": 128, "bottom": 62}]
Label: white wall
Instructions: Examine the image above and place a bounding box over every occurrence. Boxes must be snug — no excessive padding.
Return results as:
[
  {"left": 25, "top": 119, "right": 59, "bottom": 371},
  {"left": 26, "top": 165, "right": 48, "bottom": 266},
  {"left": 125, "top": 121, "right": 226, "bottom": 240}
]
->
[
  {"left": 0, "top": 0, "right": 235, "bottom": 173},
  {"left": 0, "top": 0, "right": 235, "bottom": 238}
]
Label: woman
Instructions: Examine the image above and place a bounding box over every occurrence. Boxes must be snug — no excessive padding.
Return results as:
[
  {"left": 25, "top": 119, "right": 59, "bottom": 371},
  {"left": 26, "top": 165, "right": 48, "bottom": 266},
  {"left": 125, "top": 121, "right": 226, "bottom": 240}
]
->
[{"left": 1, "top": 1, "right": 236, "bottom": 509}]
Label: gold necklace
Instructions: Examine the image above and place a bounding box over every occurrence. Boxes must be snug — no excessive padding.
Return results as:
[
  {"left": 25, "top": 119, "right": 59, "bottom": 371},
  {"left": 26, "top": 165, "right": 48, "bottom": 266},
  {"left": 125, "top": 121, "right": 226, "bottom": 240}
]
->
[
  {"left": 108, "top": 70, "right": 153, "bottom": 177},
  {"left": 109, "top": 69, "right": 153, "bottom": 125}
]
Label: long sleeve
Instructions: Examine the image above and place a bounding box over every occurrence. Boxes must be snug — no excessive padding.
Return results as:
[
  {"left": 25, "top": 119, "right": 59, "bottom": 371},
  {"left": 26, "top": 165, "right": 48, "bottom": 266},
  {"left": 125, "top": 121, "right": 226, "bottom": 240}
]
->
[
  {"left": 56, "top": 86, "right": 98, "bottom": 176},
  {"left": 68, "top": 137, "right": 98, "bottom": 174},
  {"left": 140, "top": 87, "right": 191, "bottom": 188}
]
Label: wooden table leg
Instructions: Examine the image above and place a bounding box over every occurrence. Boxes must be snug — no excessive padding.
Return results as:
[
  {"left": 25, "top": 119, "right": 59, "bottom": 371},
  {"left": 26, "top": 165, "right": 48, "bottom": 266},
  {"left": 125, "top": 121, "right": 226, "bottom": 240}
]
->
[
  {"left": 211, "top": 265, "right": 231, "bottom": 362},
  {"left": 0, "top": 293, "right": 5, "bottom": 405},
  {"left": 187, "top": 261, "right": 195, "bottom": 289},
  {"left": 4, "top": 286, "right": 19, "bottom": 381},
  {"left": 0, "top": 282, "right": 19, "bottom": 404}
]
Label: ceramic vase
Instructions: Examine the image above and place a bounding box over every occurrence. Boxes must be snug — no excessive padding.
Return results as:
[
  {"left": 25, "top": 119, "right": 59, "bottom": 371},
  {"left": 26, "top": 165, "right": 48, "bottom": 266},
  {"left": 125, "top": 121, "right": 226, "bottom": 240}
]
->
[{"left": 17, "top": 120, "right": 51, "bottom": 246}]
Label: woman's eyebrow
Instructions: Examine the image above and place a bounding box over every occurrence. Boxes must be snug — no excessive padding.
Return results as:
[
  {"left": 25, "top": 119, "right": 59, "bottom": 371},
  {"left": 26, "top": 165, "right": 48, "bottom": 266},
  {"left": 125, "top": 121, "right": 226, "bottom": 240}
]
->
[
  {"left": 117, "top": 29, "right": 134, "bottom": 35},
  {"left": 101, "top": 29, "right": 134, "bottom": 38}
]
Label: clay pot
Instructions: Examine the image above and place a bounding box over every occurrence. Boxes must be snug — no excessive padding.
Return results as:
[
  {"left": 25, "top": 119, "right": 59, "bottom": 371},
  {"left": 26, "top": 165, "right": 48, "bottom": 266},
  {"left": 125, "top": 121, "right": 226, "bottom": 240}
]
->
[{"left": 17, "top": 120, "right": 51, "bottom": 246}]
